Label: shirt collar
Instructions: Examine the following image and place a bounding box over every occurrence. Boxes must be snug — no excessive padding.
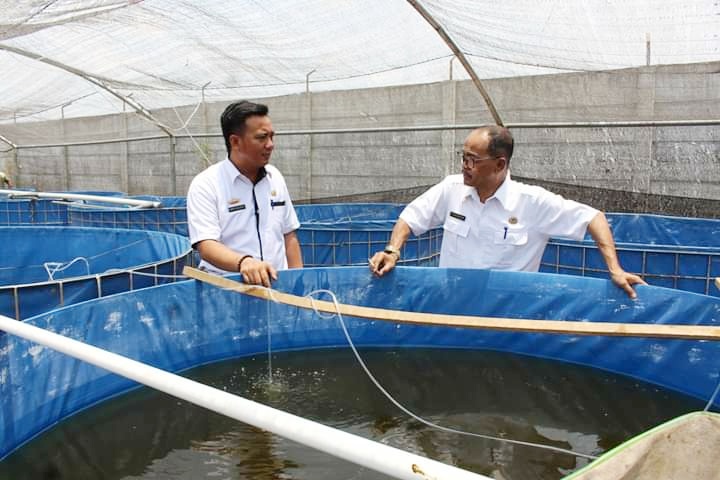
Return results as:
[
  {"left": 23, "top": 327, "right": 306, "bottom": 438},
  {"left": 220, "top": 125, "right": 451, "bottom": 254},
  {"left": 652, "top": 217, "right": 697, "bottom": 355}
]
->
[
  {"left": 491, "top": 173, "right": 518, "bottom": 210},
  {"left": 465, "top": 173, "right": 517, "bottom": 208},
  {"left": 223, "top": 157, "right": 270, "bottom": 184}
]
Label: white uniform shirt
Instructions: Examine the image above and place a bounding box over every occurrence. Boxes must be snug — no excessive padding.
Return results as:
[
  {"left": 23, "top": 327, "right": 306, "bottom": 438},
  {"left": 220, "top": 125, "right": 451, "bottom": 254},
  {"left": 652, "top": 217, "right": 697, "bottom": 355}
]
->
[
  {"left": 400, "top": 174, "right": 599, "bottom": 271},
  {"left": 187, "top": 159, "right": 300, "bottom": 273}
]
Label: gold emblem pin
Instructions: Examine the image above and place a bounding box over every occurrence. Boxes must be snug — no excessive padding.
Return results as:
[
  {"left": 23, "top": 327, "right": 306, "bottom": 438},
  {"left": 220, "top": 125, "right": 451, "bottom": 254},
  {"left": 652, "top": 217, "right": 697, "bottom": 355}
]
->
[
  {"left": 508, "top": 216, "right": 518, "bottom": 224},
  {"left": 271, "top": 190, "right": 277, "bottom": 196},
  {"left": 228, "top": 198, "right": 240, "bottom": 205}
]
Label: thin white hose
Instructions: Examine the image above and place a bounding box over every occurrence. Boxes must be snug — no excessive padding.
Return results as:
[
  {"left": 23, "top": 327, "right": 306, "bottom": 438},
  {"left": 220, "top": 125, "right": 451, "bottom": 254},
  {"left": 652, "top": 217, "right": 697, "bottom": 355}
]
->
[
  {"left": 44, "top": 257, "right": 90, "bottom": 281},
  {"left": 243, "top": 282, "right": 599, "bottom": 461},
  {"left": 704, "top": 374, "right": 720, "bottom": 412}
]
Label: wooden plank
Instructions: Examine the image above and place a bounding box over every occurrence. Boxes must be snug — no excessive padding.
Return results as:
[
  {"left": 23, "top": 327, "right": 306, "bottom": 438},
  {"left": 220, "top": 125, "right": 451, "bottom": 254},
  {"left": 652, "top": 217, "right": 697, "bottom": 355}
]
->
[{"left": 184, "top": 267, "right": 720, "bottom": 340}]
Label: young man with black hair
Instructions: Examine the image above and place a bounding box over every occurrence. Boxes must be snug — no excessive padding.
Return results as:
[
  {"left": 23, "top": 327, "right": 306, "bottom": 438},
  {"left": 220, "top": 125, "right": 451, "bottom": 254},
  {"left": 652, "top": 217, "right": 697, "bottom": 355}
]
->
[{"left": 187, "top": 100, "right": 302, "bottom": 287}]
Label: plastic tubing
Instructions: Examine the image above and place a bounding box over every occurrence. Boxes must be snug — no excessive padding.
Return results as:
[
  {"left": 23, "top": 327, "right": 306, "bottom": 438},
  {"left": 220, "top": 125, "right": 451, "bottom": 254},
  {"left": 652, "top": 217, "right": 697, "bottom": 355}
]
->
[
  {"left": 0, "top": 190, "right": 161, "bottom": 208},
  {"left": 0, "top": 314, "right": 490, "bottom": 480}
]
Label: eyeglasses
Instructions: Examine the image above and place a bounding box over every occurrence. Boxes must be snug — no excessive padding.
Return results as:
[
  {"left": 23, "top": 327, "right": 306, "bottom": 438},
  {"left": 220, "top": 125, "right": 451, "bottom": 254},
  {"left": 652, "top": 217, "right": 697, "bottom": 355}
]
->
[{"left": 458, "top": 151, "right": 496, "bottom": 168}]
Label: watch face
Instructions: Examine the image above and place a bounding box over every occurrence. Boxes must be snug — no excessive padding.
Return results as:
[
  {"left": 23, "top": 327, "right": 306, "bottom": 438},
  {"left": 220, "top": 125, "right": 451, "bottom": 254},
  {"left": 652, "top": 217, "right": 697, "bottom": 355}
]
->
[{"left": 384, "top": 247, "right": 400, "bottom": 259}]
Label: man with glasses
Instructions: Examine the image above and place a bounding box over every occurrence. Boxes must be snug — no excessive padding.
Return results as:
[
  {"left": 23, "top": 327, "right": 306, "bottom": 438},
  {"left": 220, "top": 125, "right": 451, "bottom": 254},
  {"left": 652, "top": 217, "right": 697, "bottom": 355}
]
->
[
  {"left": 187, "top": 100, "right": 303, "bottom": 287},
  {"left": 369, "top": 125, "right": 645, "bottom": 298}
]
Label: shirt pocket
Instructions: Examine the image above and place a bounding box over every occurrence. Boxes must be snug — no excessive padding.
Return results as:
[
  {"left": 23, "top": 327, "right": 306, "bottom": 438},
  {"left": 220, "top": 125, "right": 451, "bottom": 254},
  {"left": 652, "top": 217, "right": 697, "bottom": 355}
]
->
[
  {"left": 443, "top": 216, "right": 470, "bottom": 254},
  {"left": 493, "top": 227, "right": 528, "bottom": 266},
  {"left": 268, "top": 198, "right": 288, "bottom": 231}
]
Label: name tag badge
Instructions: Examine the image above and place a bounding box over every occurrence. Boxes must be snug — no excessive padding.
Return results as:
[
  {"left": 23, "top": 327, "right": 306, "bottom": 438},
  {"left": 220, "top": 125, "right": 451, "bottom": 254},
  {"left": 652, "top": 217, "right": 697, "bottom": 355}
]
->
[
  {"left": 228, "top": 204, "right": 246, "bottom": 213},
  {"left": 449, "top": 211, "right": 466, "bottom": 221},
  {"left": 271, "top": 200, "right": 286, "bottom": 208}
]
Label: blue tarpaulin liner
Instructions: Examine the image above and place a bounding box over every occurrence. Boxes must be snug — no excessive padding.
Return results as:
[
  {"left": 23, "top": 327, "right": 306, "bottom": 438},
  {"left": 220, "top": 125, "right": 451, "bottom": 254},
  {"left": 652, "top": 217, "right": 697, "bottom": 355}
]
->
[
  {"left": 1, "top": 266, "right": 719, "bottom": 463},
  {"left": 296, "top": 203, "right": 406, "bottom": 223},
  {"left": 0, "top": 226, "right": 192, "bottom": 320},
  {"left": 606, "top": 214, "right": 720, "bottom": 247},
  {"left": 541, "top": 213, "right": 720, "bottom": 296},
  {"left": 69, "top": 196, "right": 189, "bottom": 236},
  {"left": 70, "top": 200, "right": 406, "bottom": 234},
  {"left": 295, "top": 204, "right": 442, "bottom": 267},
  {"left": 0, "top": 192, "right": 145, "bottom": 227},
  {"left": 66, "top": 191, "right": 126, "bottom": 197},
  {"left": 71, "top": 201, "right": 442, "bottom": 267},
  {"left": 0, "top": 198, "right": 67, "bottom": 226},
  {"left": 5, "top": 198, "right": 720, "bottom": 294}
]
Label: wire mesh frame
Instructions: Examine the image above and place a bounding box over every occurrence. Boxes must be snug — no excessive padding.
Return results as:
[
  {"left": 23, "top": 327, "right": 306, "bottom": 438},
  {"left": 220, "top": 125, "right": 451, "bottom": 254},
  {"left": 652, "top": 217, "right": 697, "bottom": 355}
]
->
[
  {"left": 0, "top": 199, "right": 189, "bottom": 235},
  {"left": 541, "top": 241, "right": 720, "bottom": 296},
  {"left": 1, "top": 250, "right": 193, "bottom": 320},
  {"left": 0, "top": 198, "right": 68, "bottom": 225},
  {"left": 5, "top": 195, "right": 719, "bottom": 296},
  {"left": 3, "top": 194, "right": 719, "bottom": 296},
  {"left": 67, "top": 206, "right": 188, "bottom": 236},
  {"left": 298, "top": 227, "right": 442, "bottom": 267},
  {"left": 67, "top": 207, "right": 440, "bottom": 267}
]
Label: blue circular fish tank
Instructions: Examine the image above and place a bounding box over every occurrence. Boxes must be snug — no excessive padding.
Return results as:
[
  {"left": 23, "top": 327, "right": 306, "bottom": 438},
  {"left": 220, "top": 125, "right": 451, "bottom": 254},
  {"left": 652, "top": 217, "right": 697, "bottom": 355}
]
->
[{"left": 0, "top": 226, "right": 192, "bottom": 319}]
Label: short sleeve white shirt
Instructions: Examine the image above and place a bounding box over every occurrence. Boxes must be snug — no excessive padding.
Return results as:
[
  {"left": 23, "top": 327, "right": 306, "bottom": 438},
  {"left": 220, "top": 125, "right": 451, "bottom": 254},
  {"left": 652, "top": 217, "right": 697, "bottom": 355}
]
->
[
  {"left": 400, "top": 174, "right": 599, "bottom": 271},
  {"left": 187, "top": 159, "right": 300, "bottom": 273}
]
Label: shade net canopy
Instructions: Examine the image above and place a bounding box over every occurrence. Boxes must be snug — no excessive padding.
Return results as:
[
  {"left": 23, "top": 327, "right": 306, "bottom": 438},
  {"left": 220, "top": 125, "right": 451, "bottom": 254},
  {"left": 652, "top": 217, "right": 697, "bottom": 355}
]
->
[{"left": 0, "top": 0, "right": 718, "bottom": 125}]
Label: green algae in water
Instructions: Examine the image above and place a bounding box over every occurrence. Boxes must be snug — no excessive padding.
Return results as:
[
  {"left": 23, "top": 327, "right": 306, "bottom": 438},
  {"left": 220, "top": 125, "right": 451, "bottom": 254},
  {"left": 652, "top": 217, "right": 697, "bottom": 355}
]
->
[{"left": 0, "top": 348, "right": 708, "bottom": 480}]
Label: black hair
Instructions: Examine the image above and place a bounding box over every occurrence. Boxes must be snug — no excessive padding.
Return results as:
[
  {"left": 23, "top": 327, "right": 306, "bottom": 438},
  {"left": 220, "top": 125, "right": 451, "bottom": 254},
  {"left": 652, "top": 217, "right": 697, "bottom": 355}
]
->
[
  {"left": 485, "top": 125, "right": 514, "bottom": 166},
  {"left": 220, "top": 100, "right": 269, "bottom": 155}
]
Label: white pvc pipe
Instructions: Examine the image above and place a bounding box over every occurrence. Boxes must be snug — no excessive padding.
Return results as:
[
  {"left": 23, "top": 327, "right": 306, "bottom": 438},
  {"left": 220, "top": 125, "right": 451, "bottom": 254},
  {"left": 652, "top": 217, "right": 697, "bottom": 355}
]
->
[
  {"left": 0, "top": 315, "right": 490, "bottom": 480},
  {"left": 0, "top": 189, "right": 161, "bottom": 209}
]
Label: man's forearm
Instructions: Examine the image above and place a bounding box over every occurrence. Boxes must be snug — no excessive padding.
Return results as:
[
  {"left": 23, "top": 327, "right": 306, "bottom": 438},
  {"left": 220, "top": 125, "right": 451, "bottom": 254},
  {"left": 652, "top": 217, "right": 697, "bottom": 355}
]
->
[
  {"left": 587, "top": 212, "right": 622, "bottom": 273},
  {"left": 284, "top": 231, "right": 303, "bottom": 268},
  {"left": 387, "top": 218, "right": 412, "bottom": 251},
  {"left": 196, "top": 239, "right": 247, "bottom": 272}
]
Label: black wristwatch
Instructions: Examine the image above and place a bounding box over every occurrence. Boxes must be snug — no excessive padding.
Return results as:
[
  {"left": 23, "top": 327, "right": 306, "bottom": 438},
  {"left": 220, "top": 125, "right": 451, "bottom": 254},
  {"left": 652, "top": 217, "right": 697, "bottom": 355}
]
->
[{"left": 383, "top": 245, "right": 400, "bottom": 260}]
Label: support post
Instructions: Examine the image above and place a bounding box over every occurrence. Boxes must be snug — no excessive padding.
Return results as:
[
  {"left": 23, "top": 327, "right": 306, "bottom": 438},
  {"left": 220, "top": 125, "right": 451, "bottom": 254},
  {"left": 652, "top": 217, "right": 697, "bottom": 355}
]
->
[
  {"left": 61, "top": 103, "right": 70, "bottom": 190},
  {"left": 305, "top": 69, "right": 317, "bottom": 201},
  {"left": 406, "top": 0, "right": 504, "bottom": 126},
  {"left": 170, "top": 135, "right": 177, "bottom": 195}
]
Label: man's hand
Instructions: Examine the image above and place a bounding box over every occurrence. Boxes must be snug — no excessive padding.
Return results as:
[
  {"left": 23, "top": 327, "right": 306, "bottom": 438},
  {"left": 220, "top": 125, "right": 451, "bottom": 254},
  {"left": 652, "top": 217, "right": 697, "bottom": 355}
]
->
[
  {"left": 240, "top": 257, "right": 278, "bottom": 287},
  {"left": 369, "top": 251, "right": 398, "bottom": 277},
  {"left": 610, "top": 269, "right": 647, "bottom": 299}
]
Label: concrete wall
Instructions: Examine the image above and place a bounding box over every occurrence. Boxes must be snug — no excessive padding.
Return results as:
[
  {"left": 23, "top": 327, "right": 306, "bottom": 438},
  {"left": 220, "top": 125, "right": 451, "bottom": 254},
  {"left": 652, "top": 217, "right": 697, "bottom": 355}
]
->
[{"left": 1, "top": 62, "right": 718, "bottom": 212}]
